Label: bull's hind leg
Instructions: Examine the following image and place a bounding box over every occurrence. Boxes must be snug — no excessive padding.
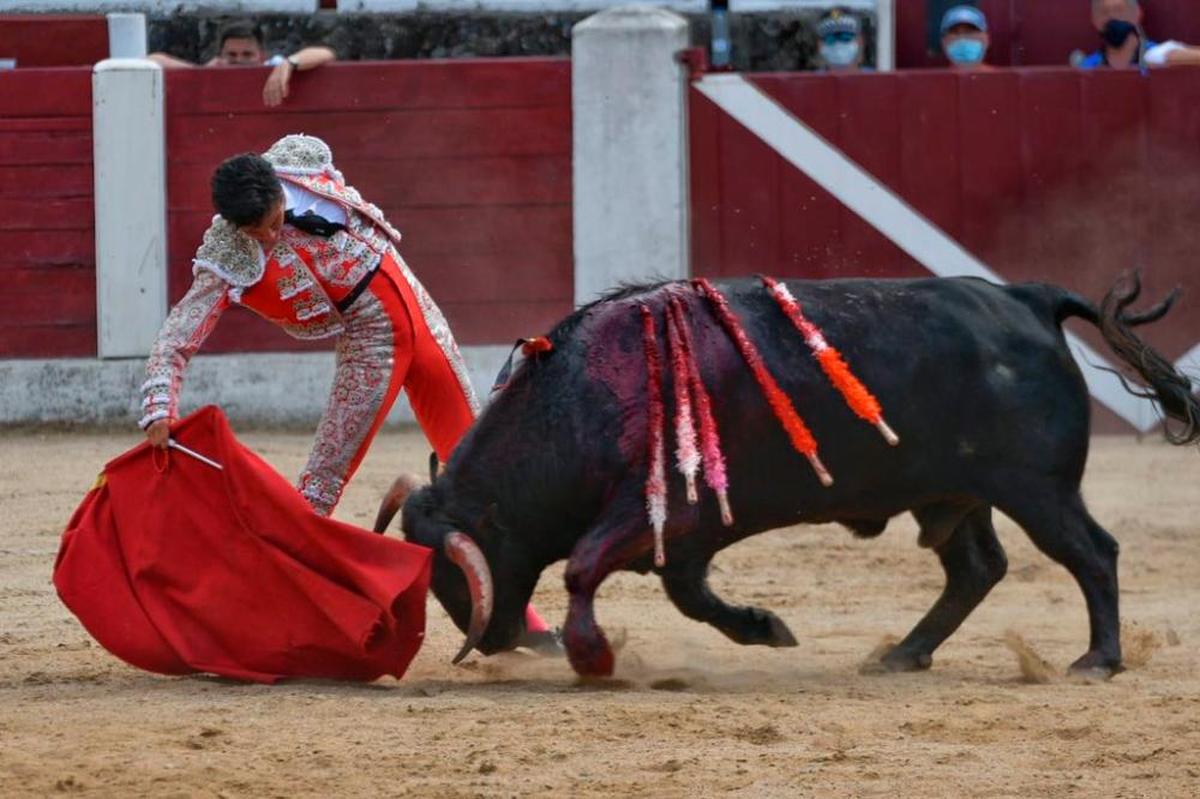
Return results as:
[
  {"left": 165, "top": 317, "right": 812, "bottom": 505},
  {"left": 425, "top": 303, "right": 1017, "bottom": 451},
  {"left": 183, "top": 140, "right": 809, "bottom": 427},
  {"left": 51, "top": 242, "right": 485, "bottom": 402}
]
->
[
  {"left": 998, "top": 490, "right": 1123, "bottom": 676},
  {"left": 563, "top": 513, "right": 655, "bottom": 677},
  {"left": 662, "top": 554, "right": 798, "bottom": 647},
  {"left": 879, "top": 506, "right": 1008, "bottom": 672}
]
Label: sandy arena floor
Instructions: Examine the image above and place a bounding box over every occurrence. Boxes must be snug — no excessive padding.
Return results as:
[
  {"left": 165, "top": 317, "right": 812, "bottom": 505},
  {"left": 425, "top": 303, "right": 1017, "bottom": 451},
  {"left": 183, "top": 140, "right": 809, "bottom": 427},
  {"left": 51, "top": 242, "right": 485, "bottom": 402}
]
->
[{"left": 1, "top": 426, "right": 1197, "bottom": 797}]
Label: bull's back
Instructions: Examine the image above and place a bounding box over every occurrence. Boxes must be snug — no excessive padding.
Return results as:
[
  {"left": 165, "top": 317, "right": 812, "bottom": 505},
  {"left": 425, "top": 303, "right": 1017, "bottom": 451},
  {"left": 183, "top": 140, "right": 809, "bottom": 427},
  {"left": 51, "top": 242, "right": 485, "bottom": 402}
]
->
[
  {"left": 692, "top": 277, "right": 1091, "bottom": 526},
  {"left": 488, "top": 276, "right": 1092, "bottom": 535}
]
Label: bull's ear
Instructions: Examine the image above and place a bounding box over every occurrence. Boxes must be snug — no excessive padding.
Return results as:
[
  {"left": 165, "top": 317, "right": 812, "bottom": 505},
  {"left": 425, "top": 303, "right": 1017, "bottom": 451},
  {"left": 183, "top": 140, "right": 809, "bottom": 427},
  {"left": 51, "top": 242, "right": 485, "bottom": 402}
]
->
[{"left": 428, "top": 451, "right": 439, "bottom": 484}]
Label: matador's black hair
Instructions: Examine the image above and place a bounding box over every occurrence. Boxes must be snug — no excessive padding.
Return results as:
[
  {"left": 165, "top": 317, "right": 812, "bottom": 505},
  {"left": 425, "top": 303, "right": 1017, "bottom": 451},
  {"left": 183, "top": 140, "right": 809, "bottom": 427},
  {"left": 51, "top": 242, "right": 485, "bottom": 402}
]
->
[{"left": 211, "top": 153, "right": 283, "bottom": 226}]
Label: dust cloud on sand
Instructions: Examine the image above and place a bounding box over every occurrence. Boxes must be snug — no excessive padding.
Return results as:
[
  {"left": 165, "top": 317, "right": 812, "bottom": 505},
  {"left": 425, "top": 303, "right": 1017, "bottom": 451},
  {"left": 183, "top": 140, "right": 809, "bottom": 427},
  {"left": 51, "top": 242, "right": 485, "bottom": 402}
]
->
[{"left": 1, "top": 428, "right": 1198, "bottom": 796}]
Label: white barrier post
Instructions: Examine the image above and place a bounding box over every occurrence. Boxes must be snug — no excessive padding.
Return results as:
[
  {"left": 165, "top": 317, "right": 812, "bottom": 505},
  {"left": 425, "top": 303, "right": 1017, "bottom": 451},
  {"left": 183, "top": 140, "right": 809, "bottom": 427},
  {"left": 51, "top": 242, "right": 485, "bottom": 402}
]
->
[
  {"left": 875, "top": 0, "right": 895, "bottom": 71},
  {"left": 106, "top": 13, "right": 147, "bottom": 59},
  {"left": 93, "top": 59, "right": 167, "bottom": 359},
  {"left": 571, "top": 5, "right": 690, "bottom": 307}
]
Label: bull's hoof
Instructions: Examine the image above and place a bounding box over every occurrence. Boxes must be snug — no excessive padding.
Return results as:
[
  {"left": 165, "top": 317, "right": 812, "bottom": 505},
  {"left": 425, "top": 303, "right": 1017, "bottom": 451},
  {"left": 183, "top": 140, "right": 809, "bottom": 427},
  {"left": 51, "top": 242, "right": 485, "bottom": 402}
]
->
[
  {"left": 762, "top": 612, "right": 799, "bottom": 648},
  {"left": 563, "top": 624, "right": 615, "bottom": 678},
  {"left": 1068, "top": 651, "right": 1124, "bottom": 680},
  {"left": 567, "top": 642, "right": 615, "bottom": 678},
  {"left": 718, "top": 608, "right": 798, "bottom": 648},
  {"left": 863, "top": 646, "right": 932, "bottom": 674}
]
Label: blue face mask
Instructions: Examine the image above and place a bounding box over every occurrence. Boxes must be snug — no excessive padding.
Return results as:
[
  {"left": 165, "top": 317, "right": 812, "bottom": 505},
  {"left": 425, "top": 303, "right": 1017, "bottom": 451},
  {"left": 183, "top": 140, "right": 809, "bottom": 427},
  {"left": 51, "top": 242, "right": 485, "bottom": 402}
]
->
[
  {"left": 946, "top": 38, "right": 986, "bottom": 65},
  {"left": 820, "top": 41, "right": 860, "bottom": 68}
]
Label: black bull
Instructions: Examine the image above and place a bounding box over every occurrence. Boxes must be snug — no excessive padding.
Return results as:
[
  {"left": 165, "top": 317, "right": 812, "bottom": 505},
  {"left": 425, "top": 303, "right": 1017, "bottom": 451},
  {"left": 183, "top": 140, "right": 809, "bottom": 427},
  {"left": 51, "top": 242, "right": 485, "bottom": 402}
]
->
[{"left": 385, "top": 275, "right": 1198, "bottom": 678}]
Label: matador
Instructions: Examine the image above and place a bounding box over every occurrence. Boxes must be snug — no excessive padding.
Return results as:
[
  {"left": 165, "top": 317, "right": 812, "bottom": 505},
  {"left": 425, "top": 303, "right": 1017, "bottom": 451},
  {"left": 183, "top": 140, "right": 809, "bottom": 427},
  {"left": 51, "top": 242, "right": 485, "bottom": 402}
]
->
[{"left": 140, "top": 134, "right": 478, "bottom": 516}]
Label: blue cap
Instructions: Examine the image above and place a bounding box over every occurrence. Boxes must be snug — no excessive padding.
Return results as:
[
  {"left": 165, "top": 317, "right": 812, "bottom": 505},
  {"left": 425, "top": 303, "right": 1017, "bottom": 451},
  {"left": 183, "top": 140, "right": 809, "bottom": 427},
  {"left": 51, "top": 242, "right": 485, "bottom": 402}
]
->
[{"left": 940, "top": 5, "right": 988, "bottom": 34}]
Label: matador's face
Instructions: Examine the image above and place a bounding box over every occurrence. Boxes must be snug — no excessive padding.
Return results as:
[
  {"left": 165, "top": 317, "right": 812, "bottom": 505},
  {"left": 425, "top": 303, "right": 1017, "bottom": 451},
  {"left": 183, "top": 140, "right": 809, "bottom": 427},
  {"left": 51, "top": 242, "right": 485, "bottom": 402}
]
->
[{"left": 239, "top": 196, "right": 285, "bottom": 251}]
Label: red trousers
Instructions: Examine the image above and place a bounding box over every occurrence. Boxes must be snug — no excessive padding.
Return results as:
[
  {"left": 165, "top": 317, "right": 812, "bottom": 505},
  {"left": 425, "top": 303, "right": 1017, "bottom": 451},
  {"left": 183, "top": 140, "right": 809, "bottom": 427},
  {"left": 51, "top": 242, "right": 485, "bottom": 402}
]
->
[{"left": 298, "top": 253, "right": 476, "bottom": 515}]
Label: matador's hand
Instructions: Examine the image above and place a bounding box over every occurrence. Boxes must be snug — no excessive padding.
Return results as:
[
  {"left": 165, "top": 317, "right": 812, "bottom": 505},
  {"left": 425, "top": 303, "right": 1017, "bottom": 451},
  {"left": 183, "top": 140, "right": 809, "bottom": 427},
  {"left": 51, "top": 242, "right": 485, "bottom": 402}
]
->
[{"left": 146, "top": 419, "right": 171, "bottom": 449}]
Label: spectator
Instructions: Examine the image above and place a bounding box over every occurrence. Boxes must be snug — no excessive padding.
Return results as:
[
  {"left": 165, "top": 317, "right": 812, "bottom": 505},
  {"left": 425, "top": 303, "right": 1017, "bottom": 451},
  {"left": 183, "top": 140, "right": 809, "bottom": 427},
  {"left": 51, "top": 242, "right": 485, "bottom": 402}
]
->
[
  {"left": 940, "top": 5, "right": 992, "bottom": 71},
  {"left": 816, "top": 8, "right": 868, "bottom": 73},
  {"left": 1080, "top": 0, "right": 1200, "bottom": 70},
  {"left": 147, "top": 20, "right": 336, "bottom": 107}
]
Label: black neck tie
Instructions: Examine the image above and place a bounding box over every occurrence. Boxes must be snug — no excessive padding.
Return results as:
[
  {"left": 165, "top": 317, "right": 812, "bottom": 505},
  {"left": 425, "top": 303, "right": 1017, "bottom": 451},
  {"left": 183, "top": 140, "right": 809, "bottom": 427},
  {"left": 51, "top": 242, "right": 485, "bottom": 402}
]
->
[{"left": 284, "top": 208, "right": 347, "bottom": 238}]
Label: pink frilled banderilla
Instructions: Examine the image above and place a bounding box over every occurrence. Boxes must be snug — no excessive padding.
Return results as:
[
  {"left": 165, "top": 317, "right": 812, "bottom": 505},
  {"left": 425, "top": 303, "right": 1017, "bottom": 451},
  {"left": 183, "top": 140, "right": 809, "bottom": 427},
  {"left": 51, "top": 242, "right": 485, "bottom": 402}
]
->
[{"left": 637, "top": 278, "right": 899, "bottom": 567}]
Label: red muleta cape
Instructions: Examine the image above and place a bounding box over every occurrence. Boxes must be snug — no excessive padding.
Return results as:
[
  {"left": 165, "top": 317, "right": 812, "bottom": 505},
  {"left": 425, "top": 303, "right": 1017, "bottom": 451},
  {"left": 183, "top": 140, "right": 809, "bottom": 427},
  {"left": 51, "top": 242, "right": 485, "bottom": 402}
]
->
[{"left": 53, "top": 406, "right": 432, "bottom": 684}]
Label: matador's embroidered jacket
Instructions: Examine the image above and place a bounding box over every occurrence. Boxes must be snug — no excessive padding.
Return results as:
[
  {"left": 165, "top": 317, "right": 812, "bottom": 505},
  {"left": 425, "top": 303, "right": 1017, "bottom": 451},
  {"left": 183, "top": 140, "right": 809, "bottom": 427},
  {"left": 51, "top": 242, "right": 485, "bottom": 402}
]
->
[{"left": 139, "top": 134, "right": 479, "bottom": 431}]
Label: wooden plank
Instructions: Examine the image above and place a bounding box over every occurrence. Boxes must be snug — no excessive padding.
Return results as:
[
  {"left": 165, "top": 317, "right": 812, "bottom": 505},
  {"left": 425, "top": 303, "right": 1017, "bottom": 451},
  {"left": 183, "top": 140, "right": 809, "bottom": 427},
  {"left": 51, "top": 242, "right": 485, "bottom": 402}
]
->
[
  {"left": 714, "top": 112, "right": 780, "bottom": 277},
  {"left": 0, "top": 286, "right": 95, "bottom": 325},
  {"left": 1067, "top": 70, "right": 1151, "bottom": 315},
  {"left": 167, "top": 155, "right": 571, "bottom": 211},
  {"left": 0, "top": 130, "right": 93, "bottom": 167},
  {"left": 414, "top": 251, "right": 572, "bottom": 305},
  {"left": 0, "top": 230, "right": 93, "bottom": 265},
  {"left": 166, "top": 106, "right": 572, "bottom": 164},
  {"left": 755, "top": 74, "right": 842, "bottom": 279},
  {"left": 2, "top": 266, "right": 95, "bottom": 294},
  {"left": 0, "top": 165, "right": 93, "bottom": 199},
  {"left": 0, "top": 17, "right": 107, "bottom": 68},
  {"left": 0, "top": 68, "right": 92, "bottom": 117},
  {"left": 347, "top": 156, "right": 571, "bottom": 209},
  {"left": 0, "top": 197, "right": 94, "bottom": 231},
  {"left": 688, "top": 89, "right": 724, "bottom": 279},
  {"left": 0, "top": 324, "right": 96, "bottom": 359},
  {"left": 957, "top": 71, "right": 1024, "bottom": 264},
  {"left": 898, "top": 71, "right": 963, "bottom": 243},
  {"left": 0, "top": 117, "right": 90, "bottom": 133},
  {"left": 164, "top": 59, "right": 570, "bottom": 116},
  {"left": 831, "top": 73, "right": 916, "bottom": 278},
  {"left": 1140, "top": 68, "right": 1200, "bottom": 358},
  {"left": 1018, "top": 71, "right": 1085, "bottom": 198},
  {"left": 391, "top": 205, "right": 571, "bottom": 257},
  {"left": 992, "top": 70, "right": 1089, "bottom": 289},
  {"left": 439, "top": 299, "right": 574, "bottom": 345}
]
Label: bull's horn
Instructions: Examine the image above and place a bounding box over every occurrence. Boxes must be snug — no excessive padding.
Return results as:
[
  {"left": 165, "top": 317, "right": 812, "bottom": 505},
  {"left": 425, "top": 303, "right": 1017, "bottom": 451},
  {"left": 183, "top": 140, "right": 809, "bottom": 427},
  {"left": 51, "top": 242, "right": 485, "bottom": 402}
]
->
[
  {"left": 372, "top": 473, "right": 421, "bottom": 533},
  {"left": 443, "top": 531, "right": 494, "bottom": 665}
]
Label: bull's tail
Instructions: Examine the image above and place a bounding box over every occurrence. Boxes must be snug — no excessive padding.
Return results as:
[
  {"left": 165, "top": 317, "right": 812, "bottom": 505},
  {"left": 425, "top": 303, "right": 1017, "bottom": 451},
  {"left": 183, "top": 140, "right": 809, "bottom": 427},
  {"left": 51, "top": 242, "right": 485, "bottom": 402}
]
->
[{"left": 1048, "top": 273, "right": 1199, "bottom": 444}]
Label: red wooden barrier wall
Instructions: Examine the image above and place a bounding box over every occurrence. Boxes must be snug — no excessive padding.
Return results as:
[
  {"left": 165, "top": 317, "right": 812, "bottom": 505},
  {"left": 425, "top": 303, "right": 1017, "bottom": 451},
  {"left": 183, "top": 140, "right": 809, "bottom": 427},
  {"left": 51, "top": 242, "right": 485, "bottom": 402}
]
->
[
  {"left": 690, "top": 68, "right": 1200, "bottom": 431},
  {"left": 898, "top": 0, "right": 1200, "bottom": 68},
  {"left": 0, "top": 15, "right": 108, "bottom": 68},
  {"left": 0, "top": 68, "right": 95, "bottom": 358},
  {"left": 164, "top": 58, "right": 572, "bottom": 352}
]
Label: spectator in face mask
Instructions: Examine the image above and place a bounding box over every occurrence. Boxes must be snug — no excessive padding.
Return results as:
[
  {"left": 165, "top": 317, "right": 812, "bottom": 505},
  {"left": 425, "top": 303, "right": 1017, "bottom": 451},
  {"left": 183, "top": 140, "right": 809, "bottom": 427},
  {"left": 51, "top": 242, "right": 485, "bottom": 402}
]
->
[
  {"left": 941, "top": 5, "right": 992, "bottom": 70},
  {"left": 1079, "top": 0, "right": 1200, "bottom": 70},
  {"left": 816, "top": 9, "right": 869, "bottom": 72}
]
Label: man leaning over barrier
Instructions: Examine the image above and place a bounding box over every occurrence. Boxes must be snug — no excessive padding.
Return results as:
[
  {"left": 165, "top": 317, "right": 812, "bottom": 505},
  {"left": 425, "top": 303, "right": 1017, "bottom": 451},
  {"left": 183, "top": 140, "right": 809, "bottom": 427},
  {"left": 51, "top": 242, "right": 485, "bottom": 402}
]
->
[{"left": 148, "top": 19, "right": 336, "bottom": 107}]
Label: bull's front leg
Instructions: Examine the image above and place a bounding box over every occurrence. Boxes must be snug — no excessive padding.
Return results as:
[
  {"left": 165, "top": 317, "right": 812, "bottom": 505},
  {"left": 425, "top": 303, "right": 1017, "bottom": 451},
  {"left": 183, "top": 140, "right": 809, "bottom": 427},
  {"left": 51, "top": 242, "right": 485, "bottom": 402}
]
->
[
  {"left": 563, "top": 516, "right": 655, "bottom": 678},
  {"left": 662, "top": 554, "right": 798, "bottom": 647}
]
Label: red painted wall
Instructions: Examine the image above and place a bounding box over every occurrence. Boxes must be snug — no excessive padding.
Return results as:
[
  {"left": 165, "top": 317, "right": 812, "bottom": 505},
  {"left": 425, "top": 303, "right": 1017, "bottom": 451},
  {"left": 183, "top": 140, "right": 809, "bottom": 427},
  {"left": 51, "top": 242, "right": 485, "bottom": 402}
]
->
[
  {"left": 898, "top": 0, "right": 1200, "bottom": 68},
  {"left": 690, "top": 68, "right": 1200, "bottom": 432},
  {"left": 164, "top": 58, "right": 572, "bottom": 352},
  {"left": 0, "top": 15, "right": 108, "bottom": 68},
  {"left": 0, "top": 68, "right": 95, "bottom": 358}
]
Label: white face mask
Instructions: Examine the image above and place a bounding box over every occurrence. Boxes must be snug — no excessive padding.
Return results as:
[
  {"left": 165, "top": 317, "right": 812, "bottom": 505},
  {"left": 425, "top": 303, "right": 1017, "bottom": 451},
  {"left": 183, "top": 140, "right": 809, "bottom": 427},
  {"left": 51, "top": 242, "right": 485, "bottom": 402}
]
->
[{"left": 821, "top": 41, "right": 860, "bottom": 68}]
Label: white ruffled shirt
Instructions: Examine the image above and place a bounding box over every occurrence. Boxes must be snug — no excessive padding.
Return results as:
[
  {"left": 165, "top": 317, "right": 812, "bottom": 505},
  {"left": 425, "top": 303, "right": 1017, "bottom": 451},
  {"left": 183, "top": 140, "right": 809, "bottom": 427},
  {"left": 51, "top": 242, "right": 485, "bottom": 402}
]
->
[{"left": 282, "top": 181, "right": 347, "bottom": 225}]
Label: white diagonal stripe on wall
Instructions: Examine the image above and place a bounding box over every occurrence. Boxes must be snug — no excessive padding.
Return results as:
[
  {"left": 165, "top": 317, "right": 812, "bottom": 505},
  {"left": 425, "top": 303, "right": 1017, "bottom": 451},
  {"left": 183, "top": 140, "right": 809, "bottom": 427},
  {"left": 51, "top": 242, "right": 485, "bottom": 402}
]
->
[{"left": 694, "top": 73, "right": 1188, "bottom": 433}]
